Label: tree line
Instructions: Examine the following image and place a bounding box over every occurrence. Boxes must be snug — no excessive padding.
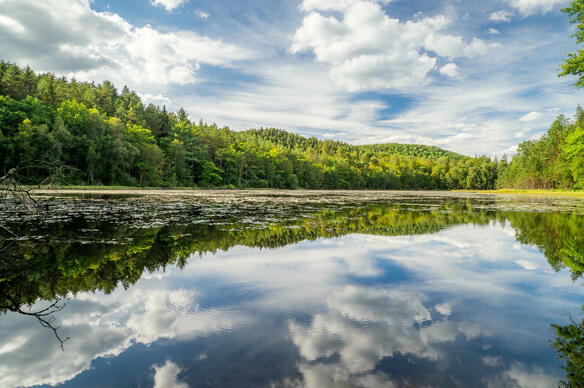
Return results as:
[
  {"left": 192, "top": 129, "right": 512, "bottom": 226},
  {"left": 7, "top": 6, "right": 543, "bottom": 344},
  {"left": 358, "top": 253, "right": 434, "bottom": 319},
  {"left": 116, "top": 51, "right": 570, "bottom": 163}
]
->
[
  {"left": 498, "top": 107, "right": 584, "bottom": 189},
  {"left": 0, "top": 62, "right": 503, "bottom": 190}
]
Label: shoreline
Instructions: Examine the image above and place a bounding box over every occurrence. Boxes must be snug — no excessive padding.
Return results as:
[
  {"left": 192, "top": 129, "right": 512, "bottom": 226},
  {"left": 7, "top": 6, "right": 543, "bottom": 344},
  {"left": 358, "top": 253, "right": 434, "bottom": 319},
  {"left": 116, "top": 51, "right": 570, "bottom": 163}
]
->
[
  {"left": 24, "top": 187, "right": 584, "bottom": 198},
  {"left": 456, "top": 189, "right": 584, "bottom": 197}
]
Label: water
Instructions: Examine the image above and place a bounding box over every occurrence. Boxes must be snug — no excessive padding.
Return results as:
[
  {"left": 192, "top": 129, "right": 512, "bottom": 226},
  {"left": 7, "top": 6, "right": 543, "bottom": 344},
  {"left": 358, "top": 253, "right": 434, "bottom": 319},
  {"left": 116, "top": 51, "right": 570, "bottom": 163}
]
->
[{"left": 0, "top": 192, "right": 583, "bottom": 387}]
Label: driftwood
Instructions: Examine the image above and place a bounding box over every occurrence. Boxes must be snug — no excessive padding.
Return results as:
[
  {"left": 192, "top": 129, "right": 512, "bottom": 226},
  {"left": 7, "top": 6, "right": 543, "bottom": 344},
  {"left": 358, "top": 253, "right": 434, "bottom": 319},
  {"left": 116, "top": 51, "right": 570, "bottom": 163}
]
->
[{"left": 0, "top": 164, "right": 69, "bottom": 350}]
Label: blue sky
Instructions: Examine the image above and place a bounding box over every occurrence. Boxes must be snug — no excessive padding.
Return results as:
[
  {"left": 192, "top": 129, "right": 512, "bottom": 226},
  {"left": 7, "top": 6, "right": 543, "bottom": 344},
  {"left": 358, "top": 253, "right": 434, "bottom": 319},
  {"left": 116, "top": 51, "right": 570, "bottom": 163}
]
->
[{"left": 0, "top": 0, "right": 580, "bottom": 156}]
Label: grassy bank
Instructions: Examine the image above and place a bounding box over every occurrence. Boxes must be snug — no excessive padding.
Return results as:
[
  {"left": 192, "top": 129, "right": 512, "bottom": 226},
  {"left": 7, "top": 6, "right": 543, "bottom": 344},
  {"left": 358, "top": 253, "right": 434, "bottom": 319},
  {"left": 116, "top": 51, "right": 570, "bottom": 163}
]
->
[
  {"left": 19, "top": 186, "right": 584, "bottom": 197},
  {"left": 458, "top": 189, "right": 584, "bottom": 197},
  {"left": 27, "top": 185, "right": 204, "bottom": 191}
]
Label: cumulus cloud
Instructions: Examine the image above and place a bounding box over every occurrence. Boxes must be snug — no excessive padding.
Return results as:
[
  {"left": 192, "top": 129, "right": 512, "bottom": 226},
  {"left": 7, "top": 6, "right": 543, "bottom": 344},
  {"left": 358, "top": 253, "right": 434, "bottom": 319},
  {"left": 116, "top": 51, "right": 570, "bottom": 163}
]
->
[
  {"left": 152, "top": 0, "right": 189, "bottom": 12},
  {"left": 489, "top": 10, "right": 513, "bottom": 22},
  {"left": 487, "top": 362, "right": 560, "bottom": 388},
  {"left": 504, "top": 363, "right": 559, "bottom": 388},
  {"left": 514, "top": 259, "right": 539, "bottom": 270},
  {"left": 507, "top": 0, "right": 566, "bottom": 16},
  {"left": 519, "top": 111, "right": 543, "bottom": 122},
  {"left": 170, "top": 1, "right": 578, "bottom": 157},
  {"left": 439, "top": 63, "right": 459, "bottom": 77},
  {"left": 288, "top": 286, "right": 483, "bottom": 387},
  {"left": 435, "top": 302, "right": 453, "bottom": 316},
  {"left": 139, "top": 93, "right": 173, "bottom": 106},
  {"left": 0, "top": 314, "right": 130, "bottom": 387},
  {"left": 195, "top": 10, "right": 210, "bottom": 19},
  {"left": 295, "top": 364, "right": 397, "bottom": 388},
  {"left": 482, "top": 356, "right": 502, "bottom": 367},
  {"left": 300, "top": 0, "right": 394, "bottom": 12},
  {"left": 290, "top": 0, "right": 494, "bottom": 91},
  {"left": 0, "top": 14, "right": 26, "bottom": 33},
  {"left": 0, "top": 0, "right": 251, "bottom": 88},
  {"left": 488, "top": 28, "right": 500, "bottom": 35},
  {"left": 0, "top": 285, "right": 247, "bottom": 387},
  {"left": 152, "top": 361, "right": 190, "bottom": 388}
]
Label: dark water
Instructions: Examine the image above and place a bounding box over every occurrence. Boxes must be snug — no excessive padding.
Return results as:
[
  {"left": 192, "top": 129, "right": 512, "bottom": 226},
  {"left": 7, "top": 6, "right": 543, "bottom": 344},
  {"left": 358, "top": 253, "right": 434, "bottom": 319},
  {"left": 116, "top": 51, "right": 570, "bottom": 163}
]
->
[{"left": 0, "top": 192, "right": 583, "bottom": 388}]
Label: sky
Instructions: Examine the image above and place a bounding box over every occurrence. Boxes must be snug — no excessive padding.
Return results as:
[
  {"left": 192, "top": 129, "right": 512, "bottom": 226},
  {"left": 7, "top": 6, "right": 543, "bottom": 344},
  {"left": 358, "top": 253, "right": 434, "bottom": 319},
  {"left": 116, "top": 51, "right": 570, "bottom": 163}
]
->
[{"left": 0, "top": 0, "right": 581, "bottom": 156}]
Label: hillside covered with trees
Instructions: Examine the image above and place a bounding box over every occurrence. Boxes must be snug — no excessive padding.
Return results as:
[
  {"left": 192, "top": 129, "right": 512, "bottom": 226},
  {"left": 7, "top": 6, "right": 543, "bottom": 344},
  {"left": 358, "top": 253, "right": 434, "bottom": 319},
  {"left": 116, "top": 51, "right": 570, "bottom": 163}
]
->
[{"left": 0, "top": 62, "right": 502, "bottom": 190}]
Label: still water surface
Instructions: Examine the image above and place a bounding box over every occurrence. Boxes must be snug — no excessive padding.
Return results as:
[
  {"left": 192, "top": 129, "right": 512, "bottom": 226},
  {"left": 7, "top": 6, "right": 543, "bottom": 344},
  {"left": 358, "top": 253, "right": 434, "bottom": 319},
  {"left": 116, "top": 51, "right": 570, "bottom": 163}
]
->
[{"left": 0, "top": 192, "right": 583, "bottom": 387}]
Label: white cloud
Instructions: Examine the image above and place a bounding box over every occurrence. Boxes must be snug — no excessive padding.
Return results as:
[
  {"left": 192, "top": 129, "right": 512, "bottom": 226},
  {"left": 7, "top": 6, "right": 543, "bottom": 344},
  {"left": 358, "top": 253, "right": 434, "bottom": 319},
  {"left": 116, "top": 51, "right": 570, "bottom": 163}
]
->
[
  {"left": 0, "top": 0, "right": 575, "bottom": 157},
  {"left": 288, "top": 285, "right": 484, "bottom": 387},
  {"left": 195, "top": 10, "right": 209, "bottom": 19},
  {"left": 291, "top": 0, "right": 494, "bottom": 91},
  {"left": 295, "top": 364, "right": 397, "bottom": 388},
  {"left": 425, "top": 35, "right": 491, "bottom": 58},
  {"left": 139, "top": 93, "right": 173, "bottom": 106},
  {"left": 0, "top": 0, "right": 252, "bottom": 90},
  {"left": 489, "top": 10, "right": 513, "bottom": 22},
  {"left": 482, "top": 356, "right": 502, "bottom": 367},
  {"left": 435, "top": 302, "right": 453, "bottom": 316},
  {"left": 169, "top": 2, "right": 578, "bottom": 157},
  {"left": 515, "top": 259, "right": 539, "bottom": 270},
  {"left": 486, "top": 362, "right": 560, "bottom": 388},
  {"left": 152, "top": 0, "right": 188, "bottom": 12},
  {"left": 300, "top": 0, "right": 394, "bottom": 12},
  {"left": 0, "top": 285, "right": 247, "bottom": 387},
  {"left": 0, "top": 14, "right": 25, "bottom": 33},
  {"left": 439, "top": 63, "right": 459, "bottom": 77},
  {"left": 519, "top": 111, "right": 543, "bottom": 122},
  {"left": 152, "top": 361, "right": 190, "bottom": 388},
  {"left": 507, "top": 0, "right": 566, "bottom": 16},
  {"left": 488, "top": 28, "right": 500, "bottom": 35}
]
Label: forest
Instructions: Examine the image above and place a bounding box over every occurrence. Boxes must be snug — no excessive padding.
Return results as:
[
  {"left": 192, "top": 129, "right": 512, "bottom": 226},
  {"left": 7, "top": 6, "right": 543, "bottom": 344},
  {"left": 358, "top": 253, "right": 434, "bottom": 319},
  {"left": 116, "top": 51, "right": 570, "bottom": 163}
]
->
[
  {"left": 498, "top": 107, "right": 584, "bottom": 189},
  {"left": 496, "top": 0, "right": 584, "bottom": 191},
  {"left": 0, "top": 62, "right": 503, "bottom": 190},
  {"left": 5, "top": 60, "right": 584, "bottom": 191}
]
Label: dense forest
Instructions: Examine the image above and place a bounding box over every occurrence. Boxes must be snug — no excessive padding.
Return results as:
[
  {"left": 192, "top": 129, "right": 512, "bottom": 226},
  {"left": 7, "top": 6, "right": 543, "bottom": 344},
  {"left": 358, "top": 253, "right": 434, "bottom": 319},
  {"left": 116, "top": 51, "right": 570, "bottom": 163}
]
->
[
  {"left": 498, "top": 108, "right": 584, "bottom": 189},
  {"left": 0, "top": 62, "right": 503, "bottom": 190},
  {"left": 6, "top": 60, "right": 584, "bottom": 191}
]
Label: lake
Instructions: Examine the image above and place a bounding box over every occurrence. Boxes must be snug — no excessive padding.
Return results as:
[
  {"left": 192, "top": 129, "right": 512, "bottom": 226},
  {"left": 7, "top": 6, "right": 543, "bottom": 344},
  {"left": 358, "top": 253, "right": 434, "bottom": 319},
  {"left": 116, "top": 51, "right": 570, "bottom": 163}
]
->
[{"left": 0, "top": 191, "right": 583, "bottom": 388}]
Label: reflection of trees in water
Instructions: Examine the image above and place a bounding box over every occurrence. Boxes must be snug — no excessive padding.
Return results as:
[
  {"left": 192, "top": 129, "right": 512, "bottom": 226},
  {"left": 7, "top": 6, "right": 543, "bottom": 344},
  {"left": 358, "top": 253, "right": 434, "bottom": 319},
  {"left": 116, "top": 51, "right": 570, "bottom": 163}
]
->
[
  {"left": 0, "top": 201, "right": 494, "bottom": 317},
  {"left": 0, "top": 296, "right": 69, "bottom": 350},
  {"left": 1, "top": 199, "right": 584, "bottom": 380},
  {"left": 552, "top": 314, "right": 584, "bottom": 388},
  {"left": 488, "top": 211, "right": 584, "bottom": 388},
  {"left": 506, "top": 211, "right": 584, "bottom": 280},
  {"left": 0, "top": 200, "right": 493, "bottom": 348}
]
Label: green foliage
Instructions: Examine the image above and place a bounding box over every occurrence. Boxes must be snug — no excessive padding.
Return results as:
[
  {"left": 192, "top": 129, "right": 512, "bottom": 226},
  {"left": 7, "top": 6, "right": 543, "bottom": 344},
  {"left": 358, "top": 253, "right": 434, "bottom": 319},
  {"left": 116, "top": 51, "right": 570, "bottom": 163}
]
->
[
  {"left": 498, "top": 111, "right": 584, "bottom": 190},
  {"left": 0, "top": 62, "right": 500, "bottom": 189},
  {"left": 506, "top": 211, "right": 584, "bottom": 280},
  {"left": 560, "top": 0, "right": 584, "bottom": 87},
  {"left": 552, "top": 313, "right": 584, "bottom": 388},
  {"left": 564, "top": 126, "right": 584, "bottom": 188}
]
